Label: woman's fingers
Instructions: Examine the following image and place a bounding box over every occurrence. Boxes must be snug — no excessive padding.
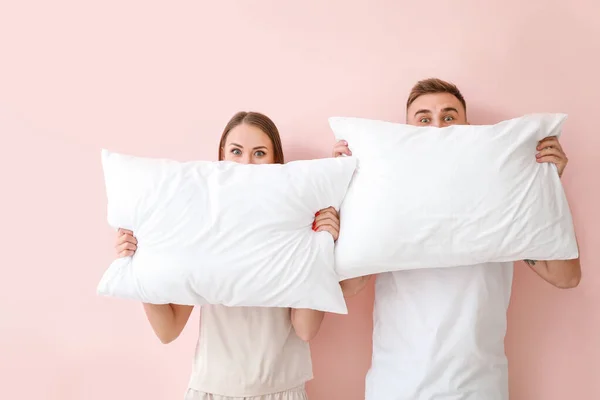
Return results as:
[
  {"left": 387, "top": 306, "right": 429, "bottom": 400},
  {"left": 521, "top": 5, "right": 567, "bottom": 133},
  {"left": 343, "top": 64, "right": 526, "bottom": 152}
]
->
[
  {"left": 116, "top": 231, "right": 138, "bottom": 246},
  {"left": 313, "top": 215, "right": 340, "bottom": 232},
  {"left": 115, "top": 229, "right": 137, "bottom": 257},
  {"left": 313, "top": 208, "right": 340, "bottom": 230},
  {"left": 118, "top": 249, "right": 135, "bottom": 258},
  {"left": 313, "top": 207, "right": 340, "bottom": 241},
  {"left": 316, "top": 224, "right": 339, "bottom": 241},
  {"left": 116, "top": 241, "right": 137, "bottom": 258}
]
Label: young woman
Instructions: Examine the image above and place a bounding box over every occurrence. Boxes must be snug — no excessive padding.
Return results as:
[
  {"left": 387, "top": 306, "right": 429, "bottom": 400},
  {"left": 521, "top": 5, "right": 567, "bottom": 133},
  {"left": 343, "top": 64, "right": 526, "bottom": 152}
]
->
[{"left": 115, "top": 111, "right": 341, "bottom": 400}]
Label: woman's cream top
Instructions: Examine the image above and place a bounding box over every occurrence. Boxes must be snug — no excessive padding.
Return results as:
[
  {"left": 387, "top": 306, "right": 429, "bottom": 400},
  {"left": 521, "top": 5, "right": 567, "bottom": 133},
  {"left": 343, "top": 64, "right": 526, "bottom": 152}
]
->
[{"left": 187, "top": 305, "right": 313, "bottom": 397}]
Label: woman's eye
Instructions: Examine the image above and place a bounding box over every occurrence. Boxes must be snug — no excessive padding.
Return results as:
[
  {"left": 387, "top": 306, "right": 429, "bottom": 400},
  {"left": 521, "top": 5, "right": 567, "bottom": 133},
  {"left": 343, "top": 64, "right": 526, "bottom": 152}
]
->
[
  {"left": 254, "top": 150, "right": 266, "bottom": 157},
  {"left": 231, "top": 148, "right": 242, "bottom": 155}
]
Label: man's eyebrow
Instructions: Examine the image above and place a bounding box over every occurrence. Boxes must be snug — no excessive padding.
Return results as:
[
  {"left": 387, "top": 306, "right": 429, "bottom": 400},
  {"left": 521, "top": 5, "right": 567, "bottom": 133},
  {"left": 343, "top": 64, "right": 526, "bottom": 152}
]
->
[
  {"left": 442, "top": 107, "right": 459, "bottom": 113},
  {"left": 414, "top": 109, "right": 431, "bottom": 116}
]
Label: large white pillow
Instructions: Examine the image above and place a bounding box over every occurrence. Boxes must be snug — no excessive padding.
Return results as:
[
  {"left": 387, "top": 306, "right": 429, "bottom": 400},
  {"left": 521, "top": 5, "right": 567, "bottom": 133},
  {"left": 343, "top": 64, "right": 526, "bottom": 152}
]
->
[
  {"left": 97, "top": 150, "right": 356, "bottom": 314},
  {"left": 330, "top": 114, "right": 578, "bottom": 279}
]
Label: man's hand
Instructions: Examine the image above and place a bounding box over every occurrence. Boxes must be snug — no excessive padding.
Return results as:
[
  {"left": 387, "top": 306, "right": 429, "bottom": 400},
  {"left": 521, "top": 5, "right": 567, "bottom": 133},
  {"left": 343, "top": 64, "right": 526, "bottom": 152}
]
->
[
  {"left": 332, "top": 140, "right": 352, "bottom": 157},
  {"left": 536, "top": 136, "right": 568, "bottom": 177}
]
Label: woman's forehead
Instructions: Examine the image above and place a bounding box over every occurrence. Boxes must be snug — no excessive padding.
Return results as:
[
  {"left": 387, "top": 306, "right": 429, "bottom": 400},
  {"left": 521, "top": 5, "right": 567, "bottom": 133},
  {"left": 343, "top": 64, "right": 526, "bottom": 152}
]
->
[{"left": 226, "top": 124, "right": 272, "bottom": 147}]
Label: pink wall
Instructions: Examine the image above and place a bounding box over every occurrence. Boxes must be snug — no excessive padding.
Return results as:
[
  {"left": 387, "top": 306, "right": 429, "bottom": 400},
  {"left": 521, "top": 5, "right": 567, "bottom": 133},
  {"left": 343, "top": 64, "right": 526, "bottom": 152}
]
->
[{"left": 1, "top": 1, "right": 598, "bottom": 399}]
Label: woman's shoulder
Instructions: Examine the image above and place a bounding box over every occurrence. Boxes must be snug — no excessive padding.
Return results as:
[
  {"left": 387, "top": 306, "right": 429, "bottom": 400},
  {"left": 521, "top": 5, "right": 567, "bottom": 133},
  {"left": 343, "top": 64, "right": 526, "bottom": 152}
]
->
[{"left": 202, "top": 305, "right": 292, "bottom": 324}]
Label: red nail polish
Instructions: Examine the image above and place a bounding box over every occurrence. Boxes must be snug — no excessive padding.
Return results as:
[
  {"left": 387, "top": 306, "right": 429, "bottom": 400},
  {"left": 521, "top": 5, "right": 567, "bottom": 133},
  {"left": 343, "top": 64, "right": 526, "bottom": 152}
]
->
[{"left": 315, "top": 211, "right": 320, "bottom": 216}]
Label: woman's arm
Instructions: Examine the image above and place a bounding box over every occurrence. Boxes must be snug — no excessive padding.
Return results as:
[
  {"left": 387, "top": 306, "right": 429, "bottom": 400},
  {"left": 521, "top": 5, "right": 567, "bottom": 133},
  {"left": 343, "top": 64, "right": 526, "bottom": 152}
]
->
[
  {"left": 114, "top": 229, "right": 194, "bottom": 343},
  {"left": 290, "top": 309, "right": 324, "bottom": 341},
  {"left": 288, "top": 206, "right": 340, "bottom": 341},
  {"left": 142, "top": 303, "right": 194, "bottom": 344}
]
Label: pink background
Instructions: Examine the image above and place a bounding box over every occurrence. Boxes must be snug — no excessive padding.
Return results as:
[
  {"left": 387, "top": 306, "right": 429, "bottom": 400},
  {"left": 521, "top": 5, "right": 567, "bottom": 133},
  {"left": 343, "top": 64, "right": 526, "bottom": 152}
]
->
[{"left": 1, "top": 1, "right": 598, "bottom": 399}]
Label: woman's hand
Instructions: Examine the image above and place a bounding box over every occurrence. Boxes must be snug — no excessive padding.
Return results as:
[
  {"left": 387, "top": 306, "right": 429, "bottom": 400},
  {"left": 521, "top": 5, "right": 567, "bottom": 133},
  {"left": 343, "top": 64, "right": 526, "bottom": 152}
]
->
[
  {"left": 115, "top": 228, "right": 137, "bottom": 258},
  {"left": 332, "top": 140, "right": 352, "bottom": 157},
  {"left": 536, "top": 136, "right": 568, "bottom": 177},
  {"left": 313, "top": 206, "right": 340, "bottom": 241}
]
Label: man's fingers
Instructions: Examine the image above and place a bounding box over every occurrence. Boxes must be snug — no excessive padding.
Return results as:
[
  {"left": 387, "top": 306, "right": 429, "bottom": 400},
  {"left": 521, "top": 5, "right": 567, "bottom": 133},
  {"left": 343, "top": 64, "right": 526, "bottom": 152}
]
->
[
  {"left": 536, "top": 155, "right": 562, "bottom": 164},
  {"left": 537, "top": 137, "right": 563, "bottom": 151},
  {"left": 536, "top": 147, "right": 564, "bottom": 159},
  {"left": 333, "top": 141, "right": 352, "bottom": 157}
]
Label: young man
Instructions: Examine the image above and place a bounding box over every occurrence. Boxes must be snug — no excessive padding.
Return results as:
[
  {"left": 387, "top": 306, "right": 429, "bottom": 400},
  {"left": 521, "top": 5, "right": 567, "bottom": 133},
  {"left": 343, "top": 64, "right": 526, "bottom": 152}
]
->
[{"left": 333, "top": 78, "right": 581, "bottom": 400}]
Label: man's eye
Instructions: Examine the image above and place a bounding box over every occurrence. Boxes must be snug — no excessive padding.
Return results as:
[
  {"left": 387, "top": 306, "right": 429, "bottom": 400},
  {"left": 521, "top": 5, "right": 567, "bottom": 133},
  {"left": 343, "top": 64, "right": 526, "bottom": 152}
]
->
[
  {"left": 420, "top": 118, "right": 431, "bottom": 123},
  {"left": 444, "top": 116, "right": 454, "bottom": 122}
]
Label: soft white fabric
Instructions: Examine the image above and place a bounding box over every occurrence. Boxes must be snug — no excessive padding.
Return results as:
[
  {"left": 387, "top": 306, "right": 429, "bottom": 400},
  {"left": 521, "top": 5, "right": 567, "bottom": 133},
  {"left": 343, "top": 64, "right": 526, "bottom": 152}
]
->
[
  {"left": 366, "top": 263, "right": 513, "bottom": 400},
  {"left": 330, "top": 114, "right": 578, "bottom": 279},
  {"left": 97, "top": 150, "right": 356, "bottom": 314}
]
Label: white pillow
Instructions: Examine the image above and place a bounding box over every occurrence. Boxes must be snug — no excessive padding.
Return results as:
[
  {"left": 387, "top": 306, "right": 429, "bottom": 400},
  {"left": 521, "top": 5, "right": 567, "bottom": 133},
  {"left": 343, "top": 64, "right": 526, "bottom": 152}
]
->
[
  {"left": 330, "top": 114, "right": 578, "bottom": 279},
  {"left": 97, "top": 150, "right": 356, "bottom": 314}
]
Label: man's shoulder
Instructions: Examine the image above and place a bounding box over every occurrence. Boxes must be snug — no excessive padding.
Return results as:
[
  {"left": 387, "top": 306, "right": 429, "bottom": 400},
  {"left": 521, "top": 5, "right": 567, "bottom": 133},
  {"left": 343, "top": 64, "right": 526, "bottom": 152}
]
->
[{"left": 385, "top": 262, "right": 514, "bottom": 277}]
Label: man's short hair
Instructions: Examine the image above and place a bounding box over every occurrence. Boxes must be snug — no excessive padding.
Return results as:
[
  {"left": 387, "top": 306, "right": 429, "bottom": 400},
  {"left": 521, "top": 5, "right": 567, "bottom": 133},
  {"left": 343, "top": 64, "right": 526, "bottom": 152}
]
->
[{"left": 406, "top": 78, "right": 467, "bottom": 112}]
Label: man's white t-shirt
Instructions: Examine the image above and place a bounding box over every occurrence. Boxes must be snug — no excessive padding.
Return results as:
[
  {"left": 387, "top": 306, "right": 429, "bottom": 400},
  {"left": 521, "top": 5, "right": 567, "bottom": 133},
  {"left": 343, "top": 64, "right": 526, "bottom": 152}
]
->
[{"left": 366, "top": 263, "right": 514, "bottom": 400}]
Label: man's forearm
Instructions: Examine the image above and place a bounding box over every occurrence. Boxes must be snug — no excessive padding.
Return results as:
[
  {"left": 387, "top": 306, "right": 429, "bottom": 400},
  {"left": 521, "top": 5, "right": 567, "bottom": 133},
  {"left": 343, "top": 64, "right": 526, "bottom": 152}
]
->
[
  {"left": 526, "top": 258, "right": 581, "bottom": 289},
  {"left": 525, "top": 231, "right": 581, "bottom": 289},
  {"left": 340, "top": 275, "right": 372, "bottom": 297}
]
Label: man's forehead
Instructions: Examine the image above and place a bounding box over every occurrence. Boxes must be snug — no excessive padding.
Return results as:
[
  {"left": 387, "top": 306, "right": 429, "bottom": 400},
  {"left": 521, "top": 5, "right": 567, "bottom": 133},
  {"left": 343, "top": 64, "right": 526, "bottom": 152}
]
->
[{"left": 409, "top": 93, "right": 464, "bottom": 112}]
